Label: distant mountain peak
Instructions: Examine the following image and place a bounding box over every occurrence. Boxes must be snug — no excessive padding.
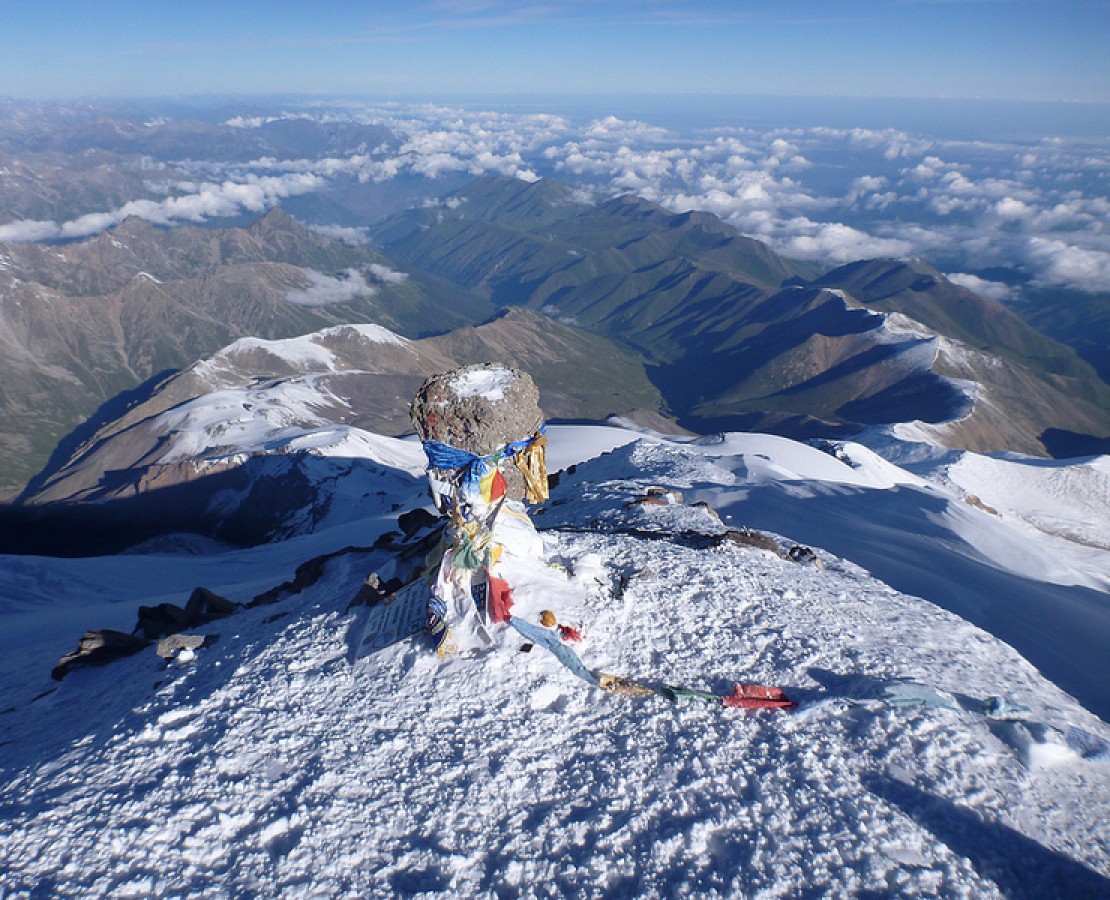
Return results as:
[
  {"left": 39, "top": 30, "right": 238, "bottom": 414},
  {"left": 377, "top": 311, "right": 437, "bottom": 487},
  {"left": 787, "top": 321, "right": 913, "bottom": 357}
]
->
[
  {"left": 419, "top": 174, "right": 591, "bottom": 232},
  {"left": 108, "top": 215, "right": 158, "bottom": 239},
  {"left": 249, "top": 206, "right": 302, "bottom": 233},
  {"left": 599, "top": 193, "right": 666, "bottom": 217}
]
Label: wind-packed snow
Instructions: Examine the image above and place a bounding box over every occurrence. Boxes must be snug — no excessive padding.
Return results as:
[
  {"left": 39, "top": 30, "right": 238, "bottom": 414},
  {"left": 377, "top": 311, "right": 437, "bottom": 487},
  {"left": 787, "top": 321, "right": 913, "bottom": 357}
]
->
[
  {"left": 544, "top": 423, "right": 642, "bottom": 472},
  {"left": 939, "top": 452, "right": 1110, "bottom": 551},
  {"left": 449, "top": 365, "right": 515, "bottom": 402},
  {"left": 157, "top": 378, "right": 342, "bottom": 463},
  {"left": 1, "top": 424, "right": 1107, "bottom": 897},
  {"left": 221, "top": 335, "right": 339, "bottom": 370},
  {"left": 211, "top": 323, "right": 410, "bottom": 375}
]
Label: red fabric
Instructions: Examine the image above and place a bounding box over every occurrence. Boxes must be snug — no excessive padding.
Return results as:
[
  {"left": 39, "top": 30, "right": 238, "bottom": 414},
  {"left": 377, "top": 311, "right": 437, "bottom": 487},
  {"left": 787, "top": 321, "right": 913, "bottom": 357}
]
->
[
  {"left": 488, "top": 469, "right": 506, "bottom": 503},
  {"left": 722, "top": 683, "right": 796, "bottom": 709},
  {"left": 486, "top": 573, "right": 515, "bottom": 624},
  {"left": 557, "top": 624, "right": 582, "bottom": 642}
]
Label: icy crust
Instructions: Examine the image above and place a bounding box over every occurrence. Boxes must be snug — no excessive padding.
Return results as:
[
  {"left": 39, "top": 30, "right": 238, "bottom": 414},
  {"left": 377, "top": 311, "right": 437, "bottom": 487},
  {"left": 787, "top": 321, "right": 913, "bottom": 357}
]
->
[
  {"left": 1, "top": 485, "right": 1108, "bottom": 897},
  {"left": 448, "top": 365, "right": 515, "bottom": 402},
  {"left": 941, "top": 452, "right": 1110, "bottom": 552},
  {"left": 155, "top": 377, "right": 422, "bottom": 478}
]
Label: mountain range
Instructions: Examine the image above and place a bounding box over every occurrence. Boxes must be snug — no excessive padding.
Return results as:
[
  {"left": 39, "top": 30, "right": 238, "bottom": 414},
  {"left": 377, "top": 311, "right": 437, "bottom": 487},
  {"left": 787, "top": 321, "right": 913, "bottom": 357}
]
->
[
  {"left": 0, "top": 209, "right": 498, "bottom": 497},
  {"left": 3, "top": 173, "right": 1108, "bottom": 504},
  {"left": 2, "top": 163, "right": 1109, "bottom": 897},
  {"left": 4, "top": 308, "right": 659, "bottom": 553},
  {"left": 371, "top": 175, "right": 1110, "bottom": 454}
]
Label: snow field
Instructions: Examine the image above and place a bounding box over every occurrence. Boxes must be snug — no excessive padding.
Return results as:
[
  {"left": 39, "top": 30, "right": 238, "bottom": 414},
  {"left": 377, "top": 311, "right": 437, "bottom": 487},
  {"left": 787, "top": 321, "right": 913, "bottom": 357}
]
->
[
  {"left": 1, "top": 425, "right": 1108, "bottom": 898},
  {"left": 2, "top": 488, "right": 1108, "bottom": 897}
]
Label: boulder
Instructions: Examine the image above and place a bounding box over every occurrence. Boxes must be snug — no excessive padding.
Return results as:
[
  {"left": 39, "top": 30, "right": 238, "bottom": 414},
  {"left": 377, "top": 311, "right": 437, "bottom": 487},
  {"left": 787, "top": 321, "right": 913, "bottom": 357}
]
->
[
  {"left": 723, "top": 528, "right": 781, "bottom": 554},
  {"left": 53, "top": 630, "right": 150, "bottom": 680},
  {"left": 134, "top": 603, "right": 193, "bottom": 640},
  {"left": 184, "top": 587, "right": 237, "bottom": 621},
  {"left": 135, "top": 587, "right": 237, "bottom": 640},
  {"left": 155, "top": 633, "right": 209, "bottom": 660}
]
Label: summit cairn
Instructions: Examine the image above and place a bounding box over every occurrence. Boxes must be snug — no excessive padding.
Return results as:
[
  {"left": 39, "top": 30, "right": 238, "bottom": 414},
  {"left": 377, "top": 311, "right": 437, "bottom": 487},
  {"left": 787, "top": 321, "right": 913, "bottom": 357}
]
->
[
  {"left": 410, "top": 363, "right": 546, "bottom": 507},
  {"left": 408, "top": 363, "right": 548, "bottom": 654}
]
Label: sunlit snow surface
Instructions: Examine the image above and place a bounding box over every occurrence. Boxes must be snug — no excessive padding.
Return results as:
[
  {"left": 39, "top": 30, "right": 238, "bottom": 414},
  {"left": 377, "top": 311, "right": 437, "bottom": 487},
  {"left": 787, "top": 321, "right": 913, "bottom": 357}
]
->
[
  {"left": 0, "top": 424, "right": 1107, "bottom": 897},
  {"left": 449, "top": 365, "right": 515, "bottom": 402}
]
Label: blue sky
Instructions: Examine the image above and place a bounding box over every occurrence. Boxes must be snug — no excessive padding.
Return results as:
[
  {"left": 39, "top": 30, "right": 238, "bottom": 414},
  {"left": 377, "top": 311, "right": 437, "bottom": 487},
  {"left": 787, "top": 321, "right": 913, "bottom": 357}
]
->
[{"left": 0, "top": 0, "right": 1108, "bottom": 102}]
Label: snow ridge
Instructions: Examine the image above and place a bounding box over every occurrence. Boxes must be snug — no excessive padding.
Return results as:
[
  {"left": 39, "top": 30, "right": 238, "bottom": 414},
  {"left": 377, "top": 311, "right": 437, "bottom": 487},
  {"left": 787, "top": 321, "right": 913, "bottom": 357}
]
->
[{"left": 1, "top": 425, "right": 1107, "bottom": 897}]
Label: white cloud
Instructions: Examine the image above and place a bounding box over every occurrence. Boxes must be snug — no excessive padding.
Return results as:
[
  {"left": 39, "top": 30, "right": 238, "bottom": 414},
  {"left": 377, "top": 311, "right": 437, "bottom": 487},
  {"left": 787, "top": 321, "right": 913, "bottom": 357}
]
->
[
  {"left": 285, "top": 269, "right": 375, "bottom": 307},
  {"left": 992, "top": 197, "right": 1035, "bottom": 221},
  {"left": 902, "top": 155, "right": 960, "bottom": 181},
  {"left": 0, "top": 173, "right": 323, "bottom": 243},
  {"left": 1024, "top": 238, "right": 1110, "bottom": 293},
  {"left": 367, "top": 263, "right": 408, "bottom": 285},
  {"left": 850, "top": 175, "right": 888, "bottom": 194},
  {"left": 583, "top": 115, "right": 672, "bottom": 143},
  {"left": 946, "top": 272, "right": 1014, "bottom": 301},
  {"left": 224, "top": 115, "right": 270, "bottom": 128},
  {"left": 307, "top": 224, "right": 371, "bottom": 245},
  {"left": 9, "top": 101, "right": 1110, "bottom": 297},
  {"left": 776, "top": 219, "right": 914, "bottom": 263},
  {"left": 0, "top": 218, "right": 62, "bottom": 242}
]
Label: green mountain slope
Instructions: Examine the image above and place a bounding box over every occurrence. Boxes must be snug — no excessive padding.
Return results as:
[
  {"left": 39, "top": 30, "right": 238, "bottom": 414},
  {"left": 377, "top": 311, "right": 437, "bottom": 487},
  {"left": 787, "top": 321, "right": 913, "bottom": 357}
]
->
[{"left": 372, "top": 175, "right": 1110, "bottom": 455}]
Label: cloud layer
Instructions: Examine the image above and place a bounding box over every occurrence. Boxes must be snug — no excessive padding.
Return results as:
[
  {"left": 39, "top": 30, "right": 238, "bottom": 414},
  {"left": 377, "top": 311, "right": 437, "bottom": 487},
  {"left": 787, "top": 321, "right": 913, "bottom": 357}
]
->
[
  {"left": 2, "top": 101, "right": 1107, "bottom": 297},
  {"left": 285, "top": 269, "right": 375, "bottom": 307},
  {"left": 0, "top": 174, "right": 322, "bottom": 243}
]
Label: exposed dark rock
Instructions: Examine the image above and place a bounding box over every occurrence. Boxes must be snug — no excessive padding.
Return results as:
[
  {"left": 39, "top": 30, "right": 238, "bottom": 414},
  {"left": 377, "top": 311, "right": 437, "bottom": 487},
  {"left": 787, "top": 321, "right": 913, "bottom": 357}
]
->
[
  {"left": 184, "top": 587, "right": 237, "bottom": 621},
  {"left": 348, "top": 572, "right": 405, "bottom": 610},
  {"left": 398, "top": 507, "right": 439, "bottom": 539},
  {"left": 248, "top": 544, "right": 376, "bottom": 607},
  {"left": 723, "top": 529, "right": 781, "bottom": 554},
  {"left": 52, "top": 630, "right": 150, "bottom": 680},
  {"left": 155, "top": 633, "right": 208, "bottom": 660},
  {"left": 134, "top": 587, "right": 238, "bottom": 640},
  {"left": 691, "top": 500, "right": 722, "bottom": 523},
  {"left": 134, "top": 603, "right": 193, "bottom": 640},
  {"left": 786, "top": 545, "right": 820, "bottom": 565}
]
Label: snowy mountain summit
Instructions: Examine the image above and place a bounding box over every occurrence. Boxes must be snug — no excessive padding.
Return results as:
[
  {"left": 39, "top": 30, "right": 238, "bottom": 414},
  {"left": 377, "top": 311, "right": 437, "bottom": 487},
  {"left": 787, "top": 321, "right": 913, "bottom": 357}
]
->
[{"left": 1, "top": 411, "right": 1109, "bottom": 895}]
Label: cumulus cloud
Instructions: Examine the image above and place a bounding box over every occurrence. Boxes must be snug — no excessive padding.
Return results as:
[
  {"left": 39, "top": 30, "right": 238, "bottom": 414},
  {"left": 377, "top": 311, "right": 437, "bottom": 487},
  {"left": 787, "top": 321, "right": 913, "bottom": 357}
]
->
[
  {"left": 838, "top": 127, "right": 934, "bottom": 160},
  {"left": 367, "top": 263, "right": 408, "bottom": 285},
  {"left": 0, "top": 173, "right": 323, "bottom": 243},
  {"left": 583, "top": 115, "right": 672, "bottom": 143},
  {"left": 8, "top": 100, "right": 1110, "bottom": 296},
  {"left": 776, "top": 219, "right": 914, "bottom": 263},
  {"left": 850, "top": 175, "right": 888, "bottom": 194},
  {"left": 285, "top": 269, "right": 375, "bottom": 307},
  {"left": 992, "top": 197, "right": 1035, "bottom": 221},
  {"left": 946, "top": 272, "right": 1014, "bottom": 301},
  {"left": 1024, "top": 238, "right": 1110, "bottom": 293}
]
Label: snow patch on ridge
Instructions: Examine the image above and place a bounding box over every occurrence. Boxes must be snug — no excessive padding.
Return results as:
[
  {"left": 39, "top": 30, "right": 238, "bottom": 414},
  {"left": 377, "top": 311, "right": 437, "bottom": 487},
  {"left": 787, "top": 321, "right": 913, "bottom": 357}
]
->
[
  {"left": 203, "top": 323, "right": 410, "bottom": 377},
  {"left": 940, "top": 452, "right": 1110, "bottom": 553},
  {"left": 219, "top": 335, "right": 339, "bottom": 371},
  {"left": 157, "top": 377, "right": 345, "bottom": 463}
]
